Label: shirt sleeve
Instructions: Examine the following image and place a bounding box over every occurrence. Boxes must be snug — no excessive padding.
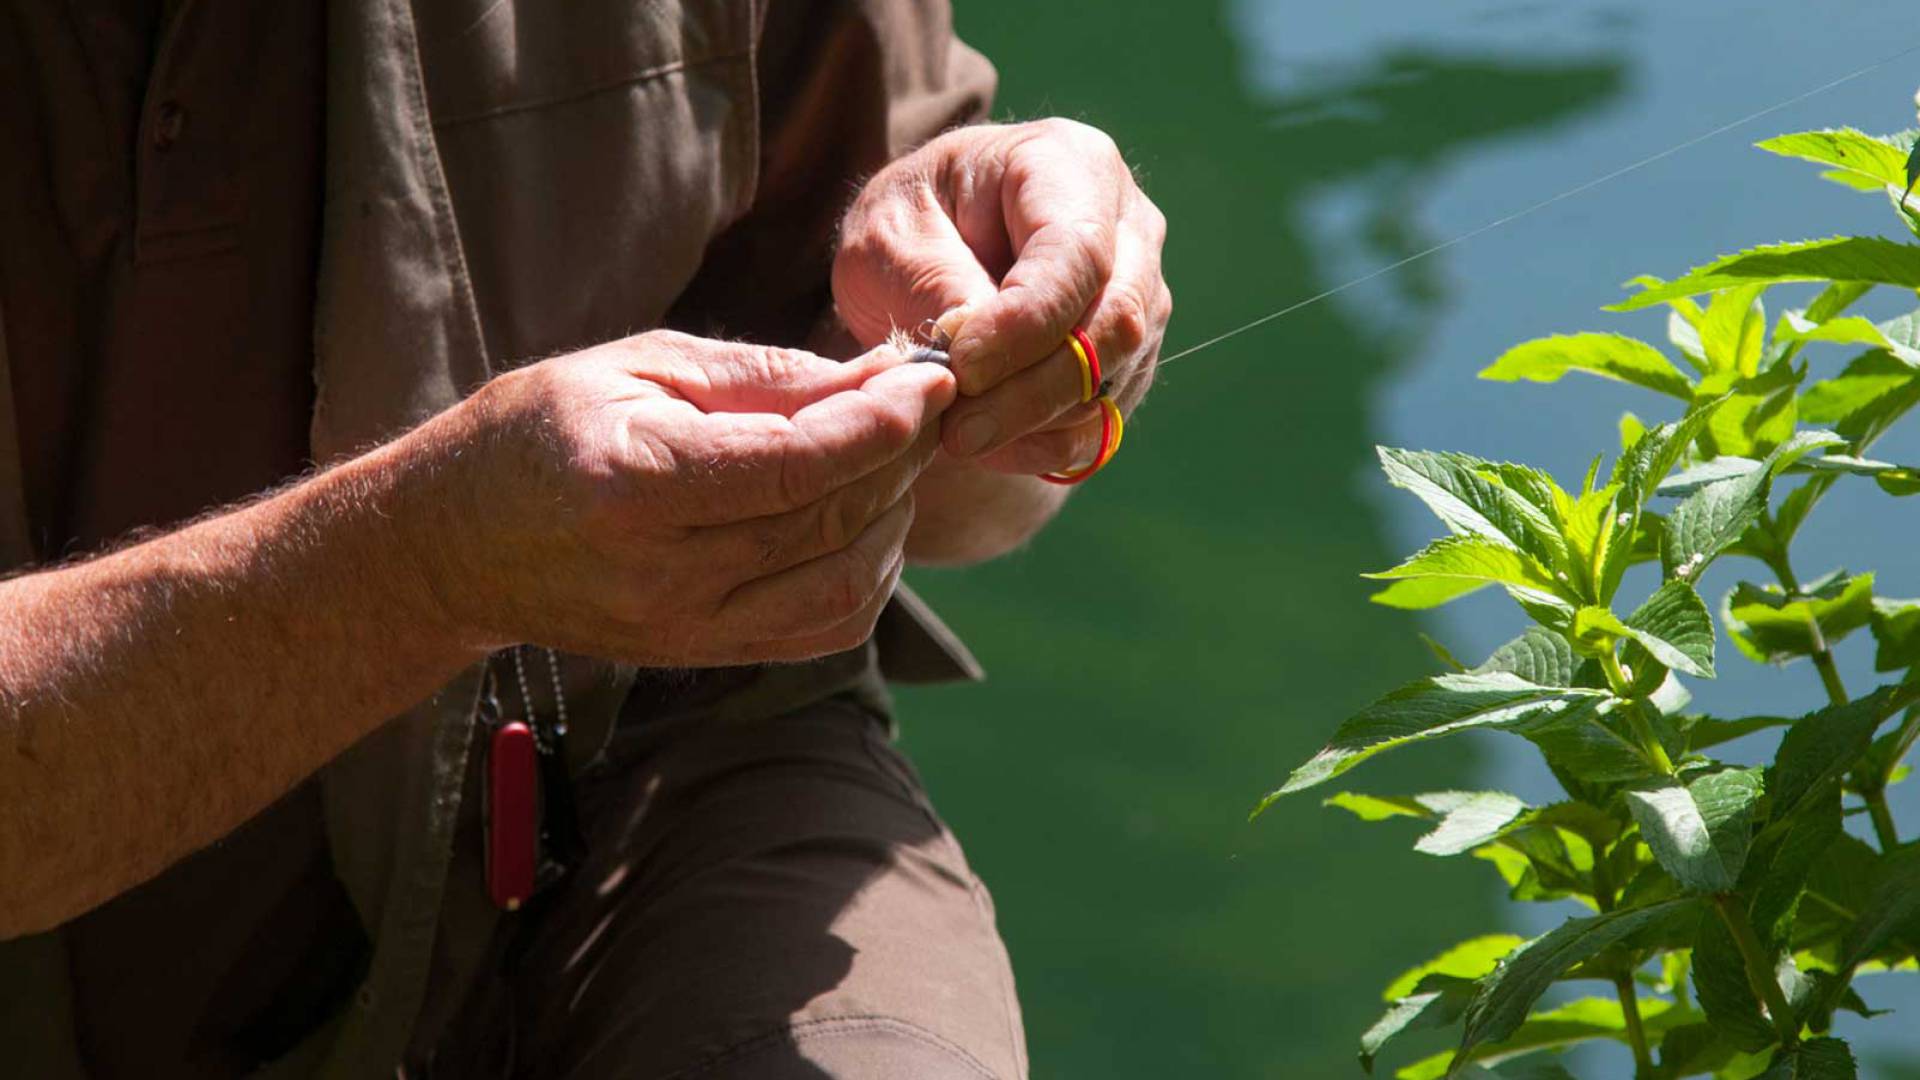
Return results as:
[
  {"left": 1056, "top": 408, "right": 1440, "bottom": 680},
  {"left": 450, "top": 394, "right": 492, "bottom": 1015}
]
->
[{"left": 664, "top": 0, "right": 997, "bottom": 348}]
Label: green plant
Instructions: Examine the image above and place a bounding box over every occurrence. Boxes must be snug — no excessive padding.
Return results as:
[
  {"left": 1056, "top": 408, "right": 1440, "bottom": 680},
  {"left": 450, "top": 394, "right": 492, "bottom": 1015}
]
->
[{"left": 1259, "top": 118, "right": 1920, "bottom": 1079}]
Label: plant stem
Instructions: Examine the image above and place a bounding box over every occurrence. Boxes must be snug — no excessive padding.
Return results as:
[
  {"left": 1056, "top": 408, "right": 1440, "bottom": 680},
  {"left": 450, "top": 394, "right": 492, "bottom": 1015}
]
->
[
  {"left": 1601, "top": 650, "right": 1676, "bottom": 775},
  {"left": 1713, "top": 894, "right": 1798, "bottom": 1049},
  {"left": 1862, "top": 706, "right": 1920, "bottom": 852},
  {"left": 1868, "top": 797, "right": 1901, "bottom": 853},
  {"left": 1614, "top": 974, "right": 1654, "bottom": 1079},
  {"left": 1766, "top": 557, "right": 1849, "bottom": 707},
  {"left": 1765, "top": 552, "right": 1895, "bottom": 847}
]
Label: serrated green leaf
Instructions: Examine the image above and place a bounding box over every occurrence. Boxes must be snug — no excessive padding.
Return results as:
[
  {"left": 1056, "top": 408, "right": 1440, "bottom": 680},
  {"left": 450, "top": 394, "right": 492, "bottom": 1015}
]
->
[
  {"left": 1625, "top": 768, "right": 1763, "bottom": 892},
  {"left": 1385, "top": 935, "right": 1528, "bottom": 1001},
  {"left": 1452, "top": 1062, "right": 1580, "bottom": 1080},
  {"left": 1259, "top": 673, "right": 1612, "bottom": 806},
  {"left": 1372, "top": 577, "right": 1492, "bottom": 610},
  {"left": 1610, "top": 238, "right": 1920, "bottom": 310},
  {"left": 1838, "top": 844, "right": 1920, "bottom": 971},
  {"left": 1660, "top": 432, "right": 1845, "bottom": 579},
  {"left": 1769, "top": 687, "right": 1904, "bottom": 823},
  {"left": 1696, "top": 364, "right": 1802, "bottom": 460},
  {"left": 1405, "top": 995, "right": 1681, "bottom": 1079},
  {"left": 1759, "top": 128, "right": 1912, "bottom": 189},
  {"left": 1367, "top": 536, "right": 1567, "bottom": 609},
  {"left": 1521, "top": 704, "right": 1665, "bottom": 784},
  {"left": 1475, "top": 627, "right": 1580, "bottom": 687},
  {"left": 1325, "top": 791, "right": 1534, "bottom": 857},
  {"left": 1723, "top": 573, "right": 1874, "bottom": 665},
  {"left": 1378, "top": 449, "right": 1569, "bottom": 570},
  {"left": 1671, "top": 307, "right": 1710, "bottom": 370},
  {"left": 1481, "top": 333, "right": 1695, "bottom": 399},
  {"left": 1799, "top": 350, "right": 1920, "bottom": 446},
  {"left": 1755, "top": 1037, "right": 1855, "bottom": 1080},
  {"left": 1325, "top": 791, "right": 1429, "bottom": 822},
  {"left": 1791, "top": 834, "right": 1879, "bottom": 954},
  {"left": 1456, "top": 899, "right": 1701, "bottom": 1064},
  {"left": 1621, "top": 411, "right": 1649, "bottom": 451},
  {"left": 1416, "top": 792, "right": 1533, "bottom": 856},
  {"left": 1363, "top": 975, "right": 1477, "bottom": 1074},
  {"left": 1683, "top": 715, "right": 1792, "bottom": 754},
  {"left": 1660, "top": 457, "right": 1766, "bottom": 497},
  {"left": 1625, "top": 580, "right": 1718, "bottom": 678},
  {"left": 1700, "top": 285, "right": 1769, "bottom": 378},
  {"left": 1776, "top": 311, "right": 1920, "bottom": 366},
  {"left": 1869, "top": 598, "right": 1920, "bottom": 672},
  {"left": 1658, "top": 1020, "right": 1740, "bottom": 1078},
  {"left": 1611, "top": 401, "right": 1729, "bottom": 514},
  {"left": 1747, "top": 791, "right": 1843, "bottom": 954},
  {"left": 1691, "top": 910, "right": 1779, "bottom": 1053}
]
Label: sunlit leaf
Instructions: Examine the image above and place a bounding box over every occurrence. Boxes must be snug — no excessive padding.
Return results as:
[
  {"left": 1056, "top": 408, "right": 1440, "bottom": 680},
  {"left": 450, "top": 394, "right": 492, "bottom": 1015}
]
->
[
  {"left": 1362, "top": 975, "right": 1476, "bottom": 1074},
  {"left": 1758, "top": 129, "right": 1913, "bottom": 189},
  {"left": 1869, "top": 598, "right": 1920, "bottom": 672},
  {"left": 1260, "top": 673, "right": 1612, "bottom": 806},
  {"left": 1695, "top": 365, "right": 1801, "bottom": 460},
  {"left": 1610, "top": 237, "right": 1920, "bottom": 310},
  {"left": 1378, "top": 448, "right": 1569, "bottom": 570},
  {"left": 1455, "top": 900, "right": 1702, "bottom": 1064},
  {"left": 1624, "top": 580, "right": 1718, "bottom": 678},
  {"left": 1400, "top": 995, "right": 1680, "bottom": 1078},
  {"left": 1660, "top": 432, "right": 1844, "bottom": 579},
  {"left": 1480, "top": 333, "right": 1695, "bottom": 399},
  {"left": 1699, "top": 285, "right": 1768, "bottom": 377},
  {"left": 1474, "top": 627, "right": 1580, "bottom": 687},
  {"left": 1624, "top": 768, "right": 1763, "bottom": 892},
  {"left": 1366, "top": 537, "right": 1567, "bottom": 609},
  {"left": 1384, "top": 935, "right": 1528, "bottom": 1001},
  {"left": 1723, "top": 572, "right": 1875, "bottom": 665}
]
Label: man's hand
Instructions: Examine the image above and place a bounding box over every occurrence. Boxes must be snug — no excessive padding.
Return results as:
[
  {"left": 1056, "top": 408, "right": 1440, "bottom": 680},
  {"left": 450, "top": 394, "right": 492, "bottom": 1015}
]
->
[
  {"left": 0, "top": 331, "right": 951, "bottom": 936},
  {"left": 833, "top": 119, "right": 1171, "bottom": 478},
  {"left": 440, "top": 331, "right": 955, "bottom": 667}
]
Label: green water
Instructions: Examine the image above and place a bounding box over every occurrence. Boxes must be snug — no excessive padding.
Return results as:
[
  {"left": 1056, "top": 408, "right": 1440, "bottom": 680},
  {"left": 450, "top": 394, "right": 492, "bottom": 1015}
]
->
[
  {"left": 899, "top": 2, "right": 1920, "bottom": 1075},
  {"left": 898, "top": 4, "right": 1624, "bottom": 1076}
]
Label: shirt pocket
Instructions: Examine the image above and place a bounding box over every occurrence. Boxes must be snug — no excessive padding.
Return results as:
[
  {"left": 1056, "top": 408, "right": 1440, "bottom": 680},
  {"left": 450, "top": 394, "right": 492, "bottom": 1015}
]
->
[{"left": 414, "top": 0, "right": 763, "bottom": 362}]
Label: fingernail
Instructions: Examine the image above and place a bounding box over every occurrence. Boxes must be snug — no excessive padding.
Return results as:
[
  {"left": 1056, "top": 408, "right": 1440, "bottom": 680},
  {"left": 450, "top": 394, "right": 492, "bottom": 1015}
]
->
[{"left": 951, "top": 412, "right": 998, "bottom": 457}]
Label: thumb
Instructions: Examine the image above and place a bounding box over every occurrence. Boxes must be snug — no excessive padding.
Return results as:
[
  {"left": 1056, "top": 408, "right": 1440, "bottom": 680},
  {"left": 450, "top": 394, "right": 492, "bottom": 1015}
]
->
[{"left": 833, "top": 203, "right": 999, "bottom": 350}]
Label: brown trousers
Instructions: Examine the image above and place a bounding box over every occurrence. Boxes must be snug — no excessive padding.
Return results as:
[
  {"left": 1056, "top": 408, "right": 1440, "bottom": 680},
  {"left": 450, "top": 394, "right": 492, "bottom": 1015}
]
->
[{"left": 424, "top": 681, "right": 1029, "bottom": 1079}]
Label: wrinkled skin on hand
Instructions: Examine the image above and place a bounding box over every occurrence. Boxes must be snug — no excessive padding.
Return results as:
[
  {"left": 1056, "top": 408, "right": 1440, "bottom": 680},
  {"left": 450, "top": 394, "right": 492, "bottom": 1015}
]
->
[
  {"left": 833, "top": 118, "right": 1171, "bottom": 478},
  {"left": 436, "top": 330, "right": 956, "bottom": 667}
]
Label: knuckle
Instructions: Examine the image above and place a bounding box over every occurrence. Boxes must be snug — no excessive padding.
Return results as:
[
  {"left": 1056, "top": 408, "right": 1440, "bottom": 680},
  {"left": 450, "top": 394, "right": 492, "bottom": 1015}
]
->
[
  {"left": 776, "top": 440, "right": 821, "bottom": 511},
  {"left": 816, "top": 489, "right": 861, "bottom": 554},
  {"left": 1141, "top": 197, "right": 1168, "bottom": 242},
  {"left": 1106, "top": 291, "right": 1153, "bottom": 356}
]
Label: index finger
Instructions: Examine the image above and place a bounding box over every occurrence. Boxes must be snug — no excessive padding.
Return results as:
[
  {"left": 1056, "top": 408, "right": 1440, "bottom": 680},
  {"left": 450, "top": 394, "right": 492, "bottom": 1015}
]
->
[
  {"left": 946, "top": 123, "right": 1128, "bottom": 396},
  {"left": 650, "top": 357, "right": 956, "bottom": 524}
]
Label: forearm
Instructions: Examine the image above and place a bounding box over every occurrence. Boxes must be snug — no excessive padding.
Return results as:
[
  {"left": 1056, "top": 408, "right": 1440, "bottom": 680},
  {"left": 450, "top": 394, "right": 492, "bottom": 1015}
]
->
[
  {"left": 0, "top": 408, "right": 488, "bottom": 938},
  {"left": 906, "top": 454, "right": 1069, "bottom": 565}
]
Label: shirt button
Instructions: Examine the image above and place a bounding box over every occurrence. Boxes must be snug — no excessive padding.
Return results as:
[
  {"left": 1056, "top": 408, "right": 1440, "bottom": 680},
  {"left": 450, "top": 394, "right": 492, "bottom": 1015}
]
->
[{"left": 152, "top": 101, "right": 188, "bottom": 150}]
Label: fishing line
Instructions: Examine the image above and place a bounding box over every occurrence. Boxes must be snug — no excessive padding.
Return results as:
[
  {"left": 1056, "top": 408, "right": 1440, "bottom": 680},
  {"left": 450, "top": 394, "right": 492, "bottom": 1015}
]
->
[{"left": 1156, "top": 37, "right": 1920, "bottom": 368}]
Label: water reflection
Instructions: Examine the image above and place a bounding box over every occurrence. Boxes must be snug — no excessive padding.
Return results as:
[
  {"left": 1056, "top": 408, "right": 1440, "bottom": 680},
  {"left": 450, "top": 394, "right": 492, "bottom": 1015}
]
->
[{"left": 900, "top": 4, "right": 1626, "bottom": 1075}]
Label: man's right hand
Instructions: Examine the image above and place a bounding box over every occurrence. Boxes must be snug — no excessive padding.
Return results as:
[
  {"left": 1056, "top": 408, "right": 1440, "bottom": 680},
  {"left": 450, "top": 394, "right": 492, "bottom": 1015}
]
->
[{"left": 429, "top": 331, "right": 957, "bottom": 668}]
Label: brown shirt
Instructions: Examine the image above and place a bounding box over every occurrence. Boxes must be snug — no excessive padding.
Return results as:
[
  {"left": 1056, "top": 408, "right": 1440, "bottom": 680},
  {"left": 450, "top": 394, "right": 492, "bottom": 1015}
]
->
[
  {"left": 1, "top": 0, "right": 993, "bottom": 1072},
  {"left": 0, "top": 0, "right": 343, "bottom": 1073}
]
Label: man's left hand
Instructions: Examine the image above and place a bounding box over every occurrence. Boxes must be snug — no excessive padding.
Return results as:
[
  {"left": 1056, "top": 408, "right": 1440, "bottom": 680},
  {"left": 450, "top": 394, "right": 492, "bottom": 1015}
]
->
[{"left": 832, "top": 119, "right": 1171, "bottom": 478}]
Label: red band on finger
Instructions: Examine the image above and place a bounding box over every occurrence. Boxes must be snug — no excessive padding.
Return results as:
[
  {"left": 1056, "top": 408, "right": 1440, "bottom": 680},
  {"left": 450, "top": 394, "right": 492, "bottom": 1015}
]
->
[
  {"left": 1071, "top": 327, "right": 1102, "bottom": 400},
  {"left": 1040, "top": 396, "right": 1124, "bottom": 486}
]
